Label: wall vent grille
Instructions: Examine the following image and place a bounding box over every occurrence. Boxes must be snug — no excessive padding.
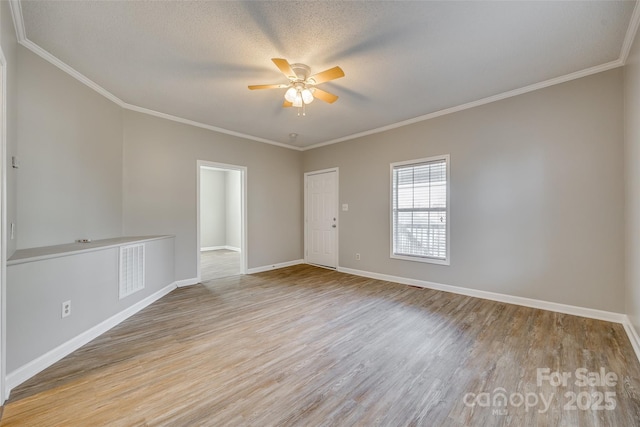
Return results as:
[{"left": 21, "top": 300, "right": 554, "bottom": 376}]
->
[{"left": 119, "top": 244, "right": 145, "bottom": 299}]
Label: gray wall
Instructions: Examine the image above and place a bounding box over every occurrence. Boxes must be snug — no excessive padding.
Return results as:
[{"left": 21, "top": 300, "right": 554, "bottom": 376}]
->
[
  {"left": 4, "top": 10, "right": 631, "bottom": 326},
  {"left": 225, "top": 170, "right": 242, "bottom": 249},
  {"left": 200, "top": 168, "right": 226, "bottom": 249},
  {"left": 304, "top": 69, "right": 625, "bottom": 313},
  {"left": 199, "top": 168, "right": 241, "bottom": 251},
  {"left": 1, "top": 1, "right": 18, "bottom": 258},
  {"left": 16, "top": 46, "right": 123, "bottom": 249},
  {"left": 10, "top": 45, "right": 302, "bottom": 282},
  {"left": 122, "top": 110, "right": 303, "bottom": 280},
  {"left": 7, "top": 237, "right": 175, "bottom": 373},
  {"left": 625, "top": 29, "right": 640, "bottom": 330}
]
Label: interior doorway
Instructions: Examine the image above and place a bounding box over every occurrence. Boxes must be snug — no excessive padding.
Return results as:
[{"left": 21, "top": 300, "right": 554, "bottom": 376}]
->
[{"left": 197, "top": 161, "right": 247, "bottom": 281}]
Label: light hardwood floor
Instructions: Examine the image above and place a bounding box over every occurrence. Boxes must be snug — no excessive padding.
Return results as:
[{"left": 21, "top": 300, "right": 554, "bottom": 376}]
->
[
  {"left": 3, "top": 265, "right": 640, "bottom": 426},
  {"left": 201, "top": 249, "right": 240, "bottom": 281}
]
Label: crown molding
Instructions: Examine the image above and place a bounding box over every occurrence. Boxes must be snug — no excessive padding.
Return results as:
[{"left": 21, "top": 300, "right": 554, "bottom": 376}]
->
[
  {"left": 8, "top": 1, "right": 298, "bottom": 151},
  {"left": 302, "top": 59, "right": 623, "bottom": 151},
  {"left": 620, "top": 0, "right": 640, "bottom": 65},
  {"left": 18, "top": 36, "right": 298, "bottom": 150},
  {"left": 8, "top": 0, "right": 26, "bottom": 42},
  {"left": 8, "top": 0, "right": 639, "bottom": 152},
  {"left": 21, "top": 38, "right": 125, "bottom": 106},
  {"left": 122, "top": 103, "right": 301, "bottom": 150}
]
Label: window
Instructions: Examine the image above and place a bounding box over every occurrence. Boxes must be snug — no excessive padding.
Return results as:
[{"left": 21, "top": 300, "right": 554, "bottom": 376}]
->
[{"left": 391, "top": 155, "right": 450, "bottom": 265}]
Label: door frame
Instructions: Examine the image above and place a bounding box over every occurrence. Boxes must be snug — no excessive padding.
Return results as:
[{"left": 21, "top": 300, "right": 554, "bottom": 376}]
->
[
  {"left": 304, "top": 168, "right": 339, "bottom": 269},
  {"left": 196, "top": 160, "right": 247, "bottom": 281},
  {"left": 0, "top": 45, "right": 7, "bottom": 403}
]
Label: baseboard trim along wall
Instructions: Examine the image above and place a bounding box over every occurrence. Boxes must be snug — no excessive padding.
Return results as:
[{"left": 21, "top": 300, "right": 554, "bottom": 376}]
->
[
  {"left": 246, "top": 259, "right": 304, "bottom": 274},
  {"left": 337, "top": 266, "right": 640, "bottom": 362},
  {"left": 200, "top": 246, "right": 241, "bottom": 252},
  {"left": 337, "top": 266, "right": 627, "bottom": 323},
  {"left": 623, "top": 320, "right": 640, "bottom": 364},
  {"left": 5, "top": 282, "right": 177, "bottom": 396},
  {"left": 175, "top": 277, "right": 200, "bottom": 288}
]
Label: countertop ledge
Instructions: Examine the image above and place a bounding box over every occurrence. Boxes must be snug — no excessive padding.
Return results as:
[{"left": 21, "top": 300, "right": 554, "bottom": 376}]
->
[{"left": 8, "top": 235, "right": 174, "bottom": 265}]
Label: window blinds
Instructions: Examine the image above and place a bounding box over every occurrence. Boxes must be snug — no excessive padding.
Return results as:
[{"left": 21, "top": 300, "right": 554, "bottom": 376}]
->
[{"left": 392, "top": 158, "right": 448, "bottom": 261}]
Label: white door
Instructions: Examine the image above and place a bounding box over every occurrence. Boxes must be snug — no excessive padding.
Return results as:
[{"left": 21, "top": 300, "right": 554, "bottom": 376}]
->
[{"left": 305, "top": 169, "right": 338, "bottom": 268}]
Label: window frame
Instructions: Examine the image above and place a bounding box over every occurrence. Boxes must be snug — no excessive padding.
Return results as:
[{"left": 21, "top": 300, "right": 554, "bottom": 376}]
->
[{"left": 390, "top": 154, "right": 450, "bottom": 266}]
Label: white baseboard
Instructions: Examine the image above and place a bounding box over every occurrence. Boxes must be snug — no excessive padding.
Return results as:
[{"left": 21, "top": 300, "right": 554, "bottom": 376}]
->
[
  {"left": 201, "top": 246, "right": 241, "bottom": 252},
  {"left": 623, "top": 318, "right": 640, "bottom": 364},
  {"left": 5, "top": 282, "right": 177, "bottom": 395},
  {"left": 337, "top": 266, "right": 627, "bottom": 324},
  {"left": 175, "top": 277, "right": 200, "bottom": 287},
  {"left": 246, "top": 259, "right": 304, "bottom": 274}
]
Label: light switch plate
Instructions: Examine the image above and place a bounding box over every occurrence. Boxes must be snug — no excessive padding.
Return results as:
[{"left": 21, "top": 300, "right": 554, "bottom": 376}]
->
[{"left": 342, "top": 204, "right": 349, "bottom": 211}]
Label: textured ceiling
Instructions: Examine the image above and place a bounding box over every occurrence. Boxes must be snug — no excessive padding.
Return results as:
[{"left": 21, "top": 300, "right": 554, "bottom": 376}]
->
[{"left": 16, "top": 1, "right": 638, "bottom": 149}]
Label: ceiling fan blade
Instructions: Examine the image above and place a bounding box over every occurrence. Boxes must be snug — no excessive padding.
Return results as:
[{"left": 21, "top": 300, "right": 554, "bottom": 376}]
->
[
  {"left": 248, "top": 84, "right": 288, "bottom": 90},
  {"left": 309, "top": 66, "right": 345, "bottom": 84},
  {"left": 283, "top": 100, "right": 293, "bottom": 108},
  {"left": 313, "top": 88, "right": 339, "bottom": 104},
  {"left": 272, "top": 58, "right": 297, "bottom": 80}
]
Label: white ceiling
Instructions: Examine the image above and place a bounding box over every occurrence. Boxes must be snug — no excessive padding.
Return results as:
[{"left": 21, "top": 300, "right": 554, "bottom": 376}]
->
[{"left": 13, "top": 1, "right": 639, "bottom": 149}]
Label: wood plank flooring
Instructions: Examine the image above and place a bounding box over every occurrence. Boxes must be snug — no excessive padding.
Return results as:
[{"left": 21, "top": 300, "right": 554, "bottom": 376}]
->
[
  {"left": 201, "top": 249, "right": 240, "bottom": 281},
  {"left": 3, "top": 264, "right": 640, "bottom": 426}
]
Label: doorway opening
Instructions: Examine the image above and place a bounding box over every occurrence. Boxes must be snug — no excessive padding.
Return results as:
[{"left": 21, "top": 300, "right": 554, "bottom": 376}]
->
[{"left": 197, "top": 161, "right": 247, "bottom": 281}]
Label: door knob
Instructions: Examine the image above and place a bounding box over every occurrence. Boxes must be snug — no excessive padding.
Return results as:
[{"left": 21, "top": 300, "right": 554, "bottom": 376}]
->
[{"left": 332, "top": 224, "right": 336, "bottom": 228}]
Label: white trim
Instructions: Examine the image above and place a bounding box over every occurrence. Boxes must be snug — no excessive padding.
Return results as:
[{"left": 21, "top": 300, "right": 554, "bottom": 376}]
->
[
  {"left": 5, "top": 282, "right": 176, "bottom": 395},
  {"left": 7, "top": 235, "right": 174, "bottom": 266},
  {"left": 390, "top": 155, "right": 450, "bottom": 266},
  {"left": 123, "top": 103, "right": 299, "bottom": 151},
  {"left": 7, "top": 0, "right": 299, "bottom": 152},
  {"left": 201, "top": 245, "right": 241, "bottom": 252},
  {"left": 7, "top": 0, "right": 634, "bottom": 153},
  {"left": 302, "top": 60, "right": 623, "bottom": 151},
  {"left": 621, "top": 0, "right": 640, "bottom": 64},
  {"left": 175, "top": 277, "right": 200, "bottom": 288},
  {"left": 622, "top": 319, "right": 640, "bottom": 364},
  {"left": 0, "top": 46, "right": 7, "bottom": 404},
  {"left": 246, "top": 259, "right": 304, "bottom": 274},
  {"left": 304, "top": 168, "right": 339, "bottom": 269},
  {"left": 337, "top": 266, "right": 627, "bottom": 324},
  {"left": 8, "top": 1, "right": 26, "bottom": 42},
  {"left": 21, "top": 39, "right": 124, "bottom": 106},
  {"left": 337, "top": 265, "right": 640, "bottom": 365},
  {"left": 200, "top": 246, "right": 226, "bottom": 252},
  {"left": 196, "top": 161, "right": 248, "bottom": 282}
]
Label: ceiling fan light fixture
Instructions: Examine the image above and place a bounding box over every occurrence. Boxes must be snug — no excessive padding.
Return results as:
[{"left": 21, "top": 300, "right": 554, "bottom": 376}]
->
[
  {"left": 293, "top": 92, "right": 303, "bottom": 108},
  {"left": 249, "top": 58, "right": 344, "bottom": 115},
  {"left": 301, "top": 88, "right": 314, "bottom": 104},
  {"left": 284, "top": 87, "right": 297, "bottom": 103}
]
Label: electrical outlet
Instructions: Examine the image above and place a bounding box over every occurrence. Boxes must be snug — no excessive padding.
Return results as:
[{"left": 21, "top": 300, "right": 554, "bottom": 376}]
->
[
  {"left": 355, "top": 253, "right": 361, "bottom": 261},
  {"left": 62, "top": 300, "right": 71, "bottom": 318}
]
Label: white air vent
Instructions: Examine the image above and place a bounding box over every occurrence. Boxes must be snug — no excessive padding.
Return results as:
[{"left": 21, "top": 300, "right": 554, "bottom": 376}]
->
[{"left": 119, "top": 244, "right": 145, "bottom": 299}]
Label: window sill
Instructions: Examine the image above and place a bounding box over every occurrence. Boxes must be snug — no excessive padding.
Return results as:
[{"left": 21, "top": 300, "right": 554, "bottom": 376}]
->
[{"left": 390, "top": 253, "right": 450, "bottom": 266}]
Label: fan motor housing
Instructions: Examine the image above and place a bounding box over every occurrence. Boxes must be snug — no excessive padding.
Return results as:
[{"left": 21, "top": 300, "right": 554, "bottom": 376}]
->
[{"left": 290, "top": 63, "right": 311, "bottom": 81}]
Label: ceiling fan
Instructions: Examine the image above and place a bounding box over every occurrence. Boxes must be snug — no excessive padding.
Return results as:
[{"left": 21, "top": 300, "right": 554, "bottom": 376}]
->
[{"left": 248, "top": 58, "right": 345, "bottom": 115}]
